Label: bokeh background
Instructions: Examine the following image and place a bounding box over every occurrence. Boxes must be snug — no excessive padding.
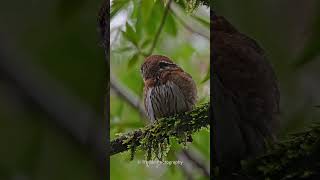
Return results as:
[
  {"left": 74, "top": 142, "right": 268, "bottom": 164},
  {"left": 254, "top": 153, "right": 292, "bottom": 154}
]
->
[
  {"left": 1, "top": 0, "right": 320, "bottom": 179},
  {"left": 110, "top": 0, "right": 210, "bottom": 180},
  {"left": 215, "top": 0, "right": 320, "bottom": 138},
  {"left": 0, "top": 0, "right": 106, "bottom": 179}
]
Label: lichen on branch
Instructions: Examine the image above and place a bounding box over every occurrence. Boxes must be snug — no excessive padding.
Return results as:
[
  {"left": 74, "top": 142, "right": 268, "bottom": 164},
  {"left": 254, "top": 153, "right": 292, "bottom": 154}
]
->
[{"left": 110, "top": 102, "right": 210, "bottom": 160}]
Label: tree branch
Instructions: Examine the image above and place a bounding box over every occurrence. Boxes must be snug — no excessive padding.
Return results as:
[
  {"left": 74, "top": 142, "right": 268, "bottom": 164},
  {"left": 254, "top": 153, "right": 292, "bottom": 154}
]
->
[
  {"left": 179, "top": 164, "right": 195, "bottom": 180},
  {"left": 170, "top": 7, "right": 209, "bottom": 40},
  {"left": 110, "top": 102, "right": 209, "bottom": 155},
  {"left": 239, "top": 124, "right": 320, "bottom": 180},
  {"left": 181, "top": 149, "right": 210, "bottom": 177},
  {"left": 148, "top": 0, "right": 173, "bottom": 56},
  {"left": 110, "top": 75, "right": 147, "bottom": 119}
]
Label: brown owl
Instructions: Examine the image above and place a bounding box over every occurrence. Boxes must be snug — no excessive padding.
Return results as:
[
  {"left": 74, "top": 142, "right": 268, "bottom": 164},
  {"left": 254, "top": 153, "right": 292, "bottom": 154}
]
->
[
  {"left": 212, "top": 14, "right": 280, "bottom": 168},
  {"left": 141, "top": 55, "right": 197, "bottom": 122}
]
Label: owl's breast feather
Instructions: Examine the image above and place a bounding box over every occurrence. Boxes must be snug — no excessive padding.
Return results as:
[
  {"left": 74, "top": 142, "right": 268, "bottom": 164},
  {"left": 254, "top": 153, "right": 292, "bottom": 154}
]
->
[{"left": 144, "top": 81, "right": 189, "bottom": 122}]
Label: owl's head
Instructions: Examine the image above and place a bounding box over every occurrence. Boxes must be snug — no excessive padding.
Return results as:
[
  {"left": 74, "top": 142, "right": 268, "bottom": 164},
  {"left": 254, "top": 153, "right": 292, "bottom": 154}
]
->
[
  {"left": 140, "top": 55, "right": 179, "bottom": 81},
  {"left": 213, "top": 15, "right": 238, "bottom": 34}
]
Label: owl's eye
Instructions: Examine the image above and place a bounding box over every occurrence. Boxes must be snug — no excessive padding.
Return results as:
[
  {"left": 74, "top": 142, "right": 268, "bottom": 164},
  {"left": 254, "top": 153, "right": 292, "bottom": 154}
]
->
[{"left": 159, "top": 61, "right": 174, "bottom": 69}]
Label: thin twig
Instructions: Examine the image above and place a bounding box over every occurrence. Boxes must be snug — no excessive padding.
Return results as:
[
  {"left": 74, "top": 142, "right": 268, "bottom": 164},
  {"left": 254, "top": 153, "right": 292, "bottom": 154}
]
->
[
  {"left": 170, "top": 8, "right": 209, "bottom": 40},
  {"left": 181, "top": 149, "right": 210, "bottom": 178},
  {"left": 148, "top": 0, "right": 173, "bottom": 56},
  {"left": 110, "top": 75, "right": 147, "bottom": 120},
  {"left": 179, "top": 162, "right": 195, "bottom": 180}
]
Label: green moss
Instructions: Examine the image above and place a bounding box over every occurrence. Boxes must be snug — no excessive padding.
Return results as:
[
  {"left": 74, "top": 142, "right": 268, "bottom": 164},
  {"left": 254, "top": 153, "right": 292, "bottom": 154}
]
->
[{"left": 126, "top": 102, "right": 209, "bottom": 161}]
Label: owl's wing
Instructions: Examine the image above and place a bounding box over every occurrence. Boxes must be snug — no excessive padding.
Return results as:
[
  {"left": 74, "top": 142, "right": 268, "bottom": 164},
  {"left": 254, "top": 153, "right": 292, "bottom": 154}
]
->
[
  {"left": 213, "top": 31, "right": 279, "bottom": 139},
  {"left": 163, "top": 81, "right": 189, "bottom": 114},
  {"left": 167, "top": 71, "right": 198, "bottom": 109},
  {"left": 213, "top": 21, "right": 280, "bottom": 167}
]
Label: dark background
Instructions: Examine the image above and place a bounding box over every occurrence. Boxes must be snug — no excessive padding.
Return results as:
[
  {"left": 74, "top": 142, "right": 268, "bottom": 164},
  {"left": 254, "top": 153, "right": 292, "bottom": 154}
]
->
[
  {"left": 0, "top": 0, "right": 107, "bottom": 179},
  {"left": 215, "top": 0, "right": 320, "bottom": 137}
]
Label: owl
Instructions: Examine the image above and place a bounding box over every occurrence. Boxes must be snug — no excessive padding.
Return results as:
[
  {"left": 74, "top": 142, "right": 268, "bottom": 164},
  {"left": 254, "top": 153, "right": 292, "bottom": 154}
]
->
[
  {"left": 212, "top": 14, "right": 280, "bottom": 168},
  {"left": 140, "top": 55, "right": 197, "bottom": 122}
]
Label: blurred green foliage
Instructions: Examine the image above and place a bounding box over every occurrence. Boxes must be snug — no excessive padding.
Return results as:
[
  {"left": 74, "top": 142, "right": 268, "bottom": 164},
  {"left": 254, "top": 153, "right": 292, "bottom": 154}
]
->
[{"left": 110, "top": 0, "right": 209, "bottom": 179}]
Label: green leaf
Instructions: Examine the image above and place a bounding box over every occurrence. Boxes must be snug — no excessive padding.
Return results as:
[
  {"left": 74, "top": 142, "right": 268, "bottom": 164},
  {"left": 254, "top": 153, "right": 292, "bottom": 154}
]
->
[
  {"left": 140, "top": 0, "right": 154, "bottom": 24},
  {"left": 191, "top": 14, "right": 210, "bottom": 28},
  {"left": 146, "top": 1, "right": 162, "bottom": 35},
  {"left": 173, "top": 43, "right": 195, "bottom": 60},
  {"left": 135, "top": 16, "right": 143, "bottom": 37},
  {"left": 116, "top": 101, "right": 124, "bottom": 117},
  {"left": 133, "top": 0, "right": 143, "bottom": 36},
  {"left": 122, "top": 23, "right": 138, "bottom": 46},
  {"left": 128, "top": 53, "right": 140, "bottom": 68},
  {"left": 111, "top": 0, "right": 130, "bottom": 19},
  {"left": 165, "top": 13, "right": 177, "bottom": 36},
  {"left": 131, "top": 0, "right": 139, "bottom": 19},
  {"left": 140, "top": 39, "right": 152, "bottom": 50},
  {"left": 191, "top": 132, "right": 210, "bottom": 156}
]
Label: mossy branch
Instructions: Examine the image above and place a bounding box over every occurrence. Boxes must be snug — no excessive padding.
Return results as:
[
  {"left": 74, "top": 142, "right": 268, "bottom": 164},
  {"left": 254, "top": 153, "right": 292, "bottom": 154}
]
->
[
  {"left": 215, "top": 124, "right": 320, "bottom": 179},
  {"left": 240, "top": 123, "right": 320, "bottom": 180},
  {"left": 110, "top": 102, "right": 209, "bottom": 156}
]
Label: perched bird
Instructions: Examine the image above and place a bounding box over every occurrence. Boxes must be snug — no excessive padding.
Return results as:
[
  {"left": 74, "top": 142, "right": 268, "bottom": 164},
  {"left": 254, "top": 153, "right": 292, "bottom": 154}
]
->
[
  {"left": 212, "top": 15, "right": 280, "bottom": 169},
  {"left": 140, "top": 55, "right": 197, "bottom": 122}
]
